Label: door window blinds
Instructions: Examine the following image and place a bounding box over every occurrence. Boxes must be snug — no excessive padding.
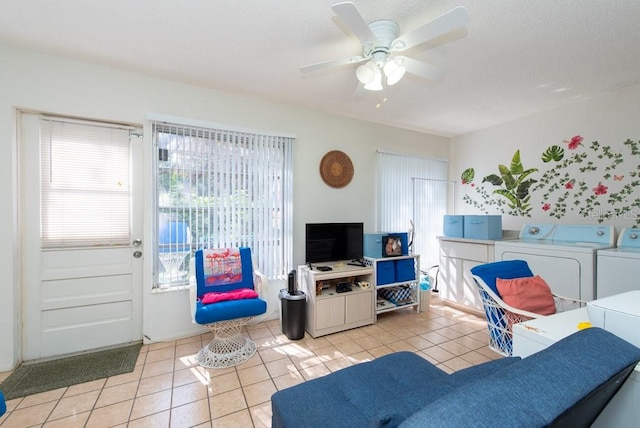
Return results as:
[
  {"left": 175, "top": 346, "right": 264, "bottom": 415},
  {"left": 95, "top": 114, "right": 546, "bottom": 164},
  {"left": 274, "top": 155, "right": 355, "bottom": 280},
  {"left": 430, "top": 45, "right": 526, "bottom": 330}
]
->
[
  {"left": 153, "top": 121, "right": 294, "bottom": 288},
  {"left": 40, "top": 118, "right": 132, "bottom": 248},
  {"left": 376, "top": 151, "right": 449, "bottom": 268}
]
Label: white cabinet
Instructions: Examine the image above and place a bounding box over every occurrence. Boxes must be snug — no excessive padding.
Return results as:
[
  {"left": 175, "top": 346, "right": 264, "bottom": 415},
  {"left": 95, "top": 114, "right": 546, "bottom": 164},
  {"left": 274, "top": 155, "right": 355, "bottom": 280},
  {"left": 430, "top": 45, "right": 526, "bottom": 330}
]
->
[
  {"left": 438, "top": 237, "right": 494, "bottom": 315},
  {"left": 298, "top": 264, "right": 375, "bottom": 338},
  {"left": 315, "top": 297, "right": 346, "bottom": 331},
  {"left": 364, "top": 255, "right": 420, "bottom": 315},
  {"left": 346, "top": 291, "right": 374, "bottom": 324}
]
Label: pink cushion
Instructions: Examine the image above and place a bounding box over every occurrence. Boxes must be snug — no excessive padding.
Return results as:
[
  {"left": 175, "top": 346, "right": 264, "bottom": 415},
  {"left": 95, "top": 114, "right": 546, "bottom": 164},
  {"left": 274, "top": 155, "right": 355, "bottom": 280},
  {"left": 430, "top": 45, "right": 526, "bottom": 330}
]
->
[
  {"left": 200, "top": 288, "right": 258, "bottom": 305},
  {"left": 496, "top": 275, "right": 556, "bottom": 316}
]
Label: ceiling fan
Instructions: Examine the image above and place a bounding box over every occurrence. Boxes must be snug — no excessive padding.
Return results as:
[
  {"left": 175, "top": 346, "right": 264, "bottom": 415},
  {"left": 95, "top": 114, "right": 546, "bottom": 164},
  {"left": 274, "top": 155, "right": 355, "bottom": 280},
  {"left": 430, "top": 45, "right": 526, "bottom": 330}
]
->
[{"left": 300, "top": 2, "right": 469, "bottom": 91}]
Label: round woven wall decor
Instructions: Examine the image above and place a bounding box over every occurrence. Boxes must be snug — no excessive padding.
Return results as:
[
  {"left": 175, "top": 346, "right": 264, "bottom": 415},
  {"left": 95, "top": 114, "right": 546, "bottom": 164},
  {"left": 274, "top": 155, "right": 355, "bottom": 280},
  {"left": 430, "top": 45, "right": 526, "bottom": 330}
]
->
[{"left": 319, "top": 150, "right": 354, "bottom": 188}]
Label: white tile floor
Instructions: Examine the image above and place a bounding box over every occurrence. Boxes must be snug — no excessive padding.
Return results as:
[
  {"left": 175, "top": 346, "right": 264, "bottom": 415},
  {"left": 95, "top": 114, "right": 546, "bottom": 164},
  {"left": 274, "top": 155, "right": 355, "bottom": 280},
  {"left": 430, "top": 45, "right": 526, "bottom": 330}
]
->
[{"left": 0, "top": 295, "right": 498, "bottom": 427}]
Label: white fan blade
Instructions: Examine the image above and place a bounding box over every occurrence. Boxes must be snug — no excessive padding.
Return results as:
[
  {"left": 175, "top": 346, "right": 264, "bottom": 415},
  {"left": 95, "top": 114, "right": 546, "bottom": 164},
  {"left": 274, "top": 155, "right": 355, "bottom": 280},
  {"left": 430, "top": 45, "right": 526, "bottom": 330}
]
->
[
  {"left": 300, "top": 55, "right": 365, "bottom": 73},
  {"left": 331, "top": 2, "right": 376, "bottom": 44},
  {"left": 397, "top": 56, "right": 443, "bottom": 81},
  {"left": 393, "top": 6, "right": 469, "bottom": 52}
]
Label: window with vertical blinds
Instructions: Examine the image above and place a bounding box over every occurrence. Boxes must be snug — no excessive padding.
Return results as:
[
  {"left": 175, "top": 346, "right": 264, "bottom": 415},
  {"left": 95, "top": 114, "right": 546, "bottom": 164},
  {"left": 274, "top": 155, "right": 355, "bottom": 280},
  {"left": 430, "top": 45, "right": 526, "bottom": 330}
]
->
[
  {"left": 153, "top": 121, "right": 294, "bottom": 289},
  {"left": 40, "top": 118, "right": 132, "bottom": 248},
  {"left": 376, "top": 151, "right": 451, "bottom": 268}
]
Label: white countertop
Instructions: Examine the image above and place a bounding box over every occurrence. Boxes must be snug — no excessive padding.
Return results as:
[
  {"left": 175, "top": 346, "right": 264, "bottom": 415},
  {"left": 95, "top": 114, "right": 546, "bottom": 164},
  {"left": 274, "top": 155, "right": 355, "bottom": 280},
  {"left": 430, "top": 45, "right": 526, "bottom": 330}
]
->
[{"left": 437, "top": 229, "right": 519, "bottom": 244}]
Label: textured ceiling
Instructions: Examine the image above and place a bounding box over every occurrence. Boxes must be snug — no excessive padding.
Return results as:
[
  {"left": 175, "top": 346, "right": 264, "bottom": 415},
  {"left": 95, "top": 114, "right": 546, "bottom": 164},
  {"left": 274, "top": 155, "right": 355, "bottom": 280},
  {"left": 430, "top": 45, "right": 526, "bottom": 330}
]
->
[{"left": 2, "top": 0, "right": 640, "bottom": 137}]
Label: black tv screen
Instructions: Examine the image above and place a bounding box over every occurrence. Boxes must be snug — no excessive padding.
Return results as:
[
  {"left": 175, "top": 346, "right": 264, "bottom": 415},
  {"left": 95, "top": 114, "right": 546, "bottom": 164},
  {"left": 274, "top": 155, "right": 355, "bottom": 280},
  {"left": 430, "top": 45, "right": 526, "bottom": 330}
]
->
[{"left": 305, "top": 222, "right": 364, "bottom": 263}]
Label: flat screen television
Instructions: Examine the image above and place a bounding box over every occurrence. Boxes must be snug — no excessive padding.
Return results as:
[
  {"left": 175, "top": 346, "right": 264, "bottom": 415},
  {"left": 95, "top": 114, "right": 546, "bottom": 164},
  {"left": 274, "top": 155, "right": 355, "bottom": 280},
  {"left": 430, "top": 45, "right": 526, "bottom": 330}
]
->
[{"left": 305, "top": 222, "right": 364, "bottom": 263}]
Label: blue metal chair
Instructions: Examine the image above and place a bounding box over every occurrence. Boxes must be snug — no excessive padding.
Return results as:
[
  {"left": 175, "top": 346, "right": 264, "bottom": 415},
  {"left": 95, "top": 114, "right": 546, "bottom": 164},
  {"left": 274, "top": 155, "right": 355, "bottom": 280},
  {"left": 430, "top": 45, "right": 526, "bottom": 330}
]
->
[
  {"left": 190, "top": 247, "right": 267, "bottom": 368},
  {"left": 158, "top": 221, "right": 191, "bottom": 285}
]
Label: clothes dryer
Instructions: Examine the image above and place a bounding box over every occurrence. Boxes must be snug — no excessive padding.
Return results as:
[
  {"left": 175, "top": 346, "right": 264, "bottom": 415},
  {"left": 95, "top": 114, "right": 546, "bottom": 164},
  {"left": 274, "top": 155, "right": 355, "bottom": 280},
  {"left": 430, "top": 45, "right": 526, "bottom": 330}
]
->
[
  {"left": 494, "top": 224, "right": 615, "bottom": 301},
  {"left": 597, "top": 228, "right": 640, "bottom": 299}
]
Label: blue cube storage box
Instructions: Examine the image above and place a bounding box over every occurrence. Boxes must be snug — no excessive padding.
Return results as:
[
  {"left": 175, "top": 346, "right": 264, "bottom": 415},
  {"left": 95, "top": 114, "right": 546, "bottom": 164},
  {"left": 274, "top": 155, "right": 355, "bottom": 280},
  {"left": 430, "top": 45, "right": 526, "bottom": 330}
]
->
[
  {"left": 363, "top": 233, "right": 386, "bottom": 258},
  {"left": 463, "top": 215, "right": 502, "bottom": 240},
  {"left": 395, "top": 259, "right": 416, "bottom": 282},
  {"left": 443, "top": 215, "right": 464, "bottom": 238},
  {"left": 376, "top": 261, "right": 395, "bottom": 285}
]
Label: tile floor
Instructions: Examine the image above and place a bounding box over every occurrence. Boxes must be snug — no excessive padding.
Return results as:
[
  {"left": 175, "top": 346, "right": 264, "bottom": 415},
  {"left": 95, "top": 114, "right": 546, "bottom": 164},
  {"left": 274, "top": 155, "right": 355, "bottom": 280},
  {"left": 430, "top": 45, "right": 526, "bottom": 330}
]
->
[{"left": 0, "top": 296, "right": 498, "bottom": 428}]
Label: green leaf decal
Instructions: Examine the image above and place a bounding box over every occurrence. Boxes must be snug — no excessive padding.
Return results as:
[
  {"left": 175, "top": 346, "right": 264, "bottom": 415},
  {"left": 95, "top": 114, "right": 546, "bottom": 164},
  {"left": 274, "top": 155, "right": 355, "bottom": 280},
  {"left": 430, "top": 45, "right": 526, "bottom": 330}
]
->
[
  {"left": 494, "top": 189, "right": 518, "bottom": 206},
  {"left": 510, "top": 150, "right": 524, "bottom": 174},
  {"left": 516, "top": 179, "right": 537, "bottom": 200},
  {"left": 461, "top": 168, "right": 475, "bottom": 184},
  {"left": 482, "top": 174, "right": 503, "bottom": 186},
  {"left": 518, "top": 168, "right": 539, "bottom": 183},
  {"left": 541, "top": 145, "right": 565, "bottom": 162},
  {"left": 499, "top": 164, "right": 517, "bottom": 190}
]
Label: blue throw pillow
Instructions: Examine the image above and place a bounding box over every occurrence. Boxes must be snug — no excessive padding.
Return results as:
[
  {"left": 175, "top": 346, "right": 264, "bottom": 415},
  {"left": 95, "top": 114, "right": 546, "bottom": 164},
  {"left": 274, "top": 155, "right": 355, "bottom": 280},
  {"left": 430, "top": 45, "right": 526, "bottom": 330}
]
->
[{"left": 470, "top": 260, "right": 533, "bottom": 296}]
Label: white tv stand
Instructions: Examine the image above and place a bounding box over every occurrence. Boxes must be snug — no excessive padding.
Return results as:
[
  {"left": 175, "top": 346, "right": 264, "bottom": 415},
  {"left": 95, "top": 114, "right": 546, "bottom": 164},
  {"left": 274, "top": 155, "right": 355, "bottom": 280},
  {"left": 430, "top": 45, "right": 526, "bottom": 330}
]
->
[
  {"left": 298, "top": 263, "right": 375, "bottom": 338},
  {"left": 299, "top": 255, "right": 420, "bottom": 338}
]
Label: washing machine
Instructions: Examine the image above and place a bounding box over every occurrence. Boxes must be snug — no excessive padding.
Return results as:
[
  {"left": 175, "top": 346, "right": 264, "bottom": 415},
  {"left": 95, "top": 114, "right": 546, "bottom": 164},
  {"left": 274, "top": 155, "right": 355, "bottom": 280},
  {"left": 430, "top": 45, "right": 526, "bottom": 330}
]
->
[
  {"left": 494, "top": 224, "right": 616, "bottom": 301},
  {"left": 597, "top": 228, "right": 640, "bottom": 299}
]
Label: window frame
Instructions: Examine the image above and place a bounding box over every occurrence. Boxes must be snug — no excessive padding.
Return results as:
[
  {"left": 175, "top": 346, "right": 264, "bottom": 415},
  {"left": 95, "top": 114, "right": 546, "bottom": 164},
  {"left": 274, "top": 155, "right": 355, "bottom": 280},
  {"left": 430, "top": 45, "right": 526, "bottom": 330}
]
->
[{"left": 152, "top": 120, "right": 294, "bottom": 290}]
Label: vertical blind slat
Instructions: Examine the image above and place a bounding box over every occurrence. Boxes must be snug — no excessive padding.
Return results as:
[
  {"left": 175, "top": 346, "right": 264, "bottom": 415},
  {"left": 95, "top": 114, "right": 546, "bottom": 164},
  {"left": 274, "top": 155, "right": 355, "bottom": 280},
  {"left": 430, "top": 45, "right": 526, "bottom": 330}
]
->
[{"left": 376, "top": 152, "right": 450, "bottom": 268}]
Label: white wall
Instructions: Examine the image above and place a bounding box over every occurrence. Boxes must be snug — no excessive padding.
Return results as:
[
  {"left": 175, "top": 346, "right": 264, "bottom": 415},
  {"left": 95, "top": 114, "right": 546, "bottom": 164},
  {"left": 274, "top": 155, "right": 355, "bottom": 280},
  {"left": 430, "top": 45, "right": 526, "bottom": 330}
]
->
[
  {"left": 449, "top": 84, "right": 640, "bottom": 232},
  {"left": 0, "top": 43, "right": 448, "bottom": 370}
]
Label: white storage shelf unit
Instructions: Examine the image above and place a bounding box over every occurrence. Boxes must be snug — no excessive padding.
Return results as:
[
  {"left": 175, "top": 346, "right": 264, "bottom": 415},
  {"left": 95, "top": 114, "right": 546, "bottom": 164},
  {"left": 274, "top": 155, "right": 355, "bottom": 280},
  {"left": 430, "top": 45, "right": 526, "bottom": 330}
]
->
[{"left": 364, "top": 255, "right": 420, "bottom": 315}]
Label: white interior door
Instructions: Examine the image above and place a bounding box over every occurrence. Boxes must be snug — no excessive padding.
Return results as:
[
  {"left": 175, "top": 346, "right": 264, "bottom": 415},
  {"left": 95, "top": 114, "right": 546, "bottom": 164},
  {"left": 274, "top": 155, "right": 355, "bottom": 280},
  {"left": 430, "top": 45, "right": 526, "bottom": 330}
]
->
[{"left": 20, "top": 112, "right": 143, "bottom": 361}]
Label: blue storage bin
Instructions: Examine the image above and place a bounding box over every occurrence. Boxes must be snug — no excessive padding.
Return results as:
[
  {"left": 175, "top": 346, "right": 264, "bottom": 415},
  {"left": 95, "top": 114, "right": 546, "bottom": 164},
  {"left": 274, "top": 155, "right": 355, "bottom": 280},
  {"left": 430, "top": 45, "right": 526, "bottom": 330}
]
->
[
  {"left": 395, "top": 259, "right": 416, "bottom": 282},
  {"left": 463, "top": 215, "right": 502, "bottom": 240},
  {"left": 364, "top": 233, "right": 386, "bottom": 258},
  {"left": 376, "top": 261, "right": 395, "bottom": 285},
  {"left": 443, "top": 215, "right": 464, "bottom": 238}
]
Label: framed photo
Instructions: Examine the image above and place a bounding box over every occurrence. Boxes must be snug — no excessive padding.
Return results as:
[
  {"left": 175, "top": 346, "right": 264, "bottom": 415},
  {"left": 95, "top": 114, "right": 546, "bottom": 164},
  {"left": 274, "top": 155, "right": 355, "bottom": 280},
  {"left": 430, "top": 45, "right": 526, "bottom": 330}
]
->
[{"left": 382, "top": 235, "right": 402, "bottom": 257}]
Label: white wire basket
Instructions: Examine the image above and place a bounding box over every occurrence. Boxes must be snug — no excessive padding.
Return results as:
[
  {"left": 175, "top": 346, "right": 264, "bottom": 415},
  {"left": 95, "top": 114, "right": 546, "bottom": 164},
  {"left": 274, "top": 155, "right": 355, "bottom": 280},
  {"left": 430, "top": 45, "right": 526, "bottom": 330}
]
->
[{"left": 471, "top": 274, "right": 584, "bottom": 356}]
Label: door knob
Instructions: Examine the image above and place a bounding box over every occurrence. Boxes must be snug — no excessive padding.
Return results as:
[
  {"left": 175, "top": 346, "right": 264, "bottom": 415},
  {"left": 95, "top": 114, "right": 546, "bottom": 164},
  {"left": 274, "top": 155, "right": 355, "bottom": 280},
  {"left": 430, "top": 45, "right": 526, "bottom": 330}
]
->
[
  {"left": 132, "top": 239, "right": 142, "bottom": 247},
  {"left": 133, "top": 251, "right": 142, "bottom": 258}
]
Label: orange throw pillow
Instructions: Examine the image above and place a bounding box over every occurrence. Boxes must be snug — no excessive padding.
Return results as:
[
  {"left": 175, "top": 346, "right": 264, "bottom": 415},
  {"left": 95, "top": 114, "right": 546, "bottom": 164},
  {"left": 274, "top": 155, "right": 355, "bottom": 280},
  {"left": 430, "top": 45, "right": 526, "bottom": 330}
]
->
[{"left": 495, "top": 275, "right": 556, "bottom": 315}]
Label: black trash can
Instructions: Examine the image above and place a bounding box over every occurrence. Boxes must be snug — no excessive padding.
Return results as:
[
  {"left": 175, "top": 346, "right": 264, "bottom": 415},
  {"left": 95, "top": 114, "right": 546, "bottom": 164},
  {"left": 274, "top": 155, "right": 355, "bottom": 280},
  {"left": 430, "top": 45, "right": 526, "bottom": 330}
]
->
[{"left": 279, "top": 270, "right": 306, "bottom": 340}]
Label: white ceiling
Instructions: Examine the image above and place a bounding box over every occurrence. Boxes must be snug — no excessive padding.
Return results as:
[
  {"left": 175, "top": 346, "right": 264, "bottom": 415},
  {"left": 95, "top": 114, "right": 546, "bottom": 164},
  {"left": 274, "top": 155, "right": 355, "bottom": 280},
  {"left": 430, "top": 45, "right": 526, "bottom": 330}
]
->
[{"left": 2, "top": 0, "right": 640, "bottom": 137}]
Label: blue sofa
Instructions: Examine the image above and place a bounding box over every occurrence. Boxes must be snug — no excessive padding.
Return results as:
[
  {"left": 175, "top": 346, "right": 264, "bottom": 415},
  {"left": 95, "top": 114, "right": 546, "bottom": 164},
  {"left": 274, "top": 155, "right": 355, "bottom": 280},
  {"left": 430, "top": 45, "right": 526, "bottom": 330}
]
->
[{"left": 271, "top": 327, "right": 640, "bottom": 427}]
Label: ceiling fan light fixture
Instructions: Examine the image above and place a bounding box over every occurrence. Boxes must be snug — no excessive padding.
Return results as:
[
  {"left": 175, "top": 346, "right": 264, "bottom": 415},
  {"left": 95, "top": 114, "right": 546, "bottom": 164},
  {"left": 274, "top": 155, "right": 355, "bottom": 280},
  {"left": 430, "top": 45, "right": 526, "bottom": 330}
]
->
[
  {"left": 356, "top": 61, "right": 377, "bottom": 85},
  {"left": 301, "top": 3, "right": 469, "bottom": 92},
  {"left": 364, "top": 66, "right": 383, "bottom": 91},
  {"left": 384, "top": 58, "right": 406, "bottom": 86}
]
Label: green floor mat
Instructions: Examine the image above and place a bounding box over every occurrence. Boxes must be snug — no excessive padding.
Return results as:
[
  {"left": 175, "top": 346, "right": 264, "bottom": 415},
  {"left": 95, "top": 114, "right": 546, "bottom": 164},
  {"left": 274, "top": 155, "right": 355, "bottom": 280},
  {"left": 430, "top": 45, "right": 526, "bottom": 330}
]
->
[{"left": 0, "top": 343, "right": 142, "bottom": 400}]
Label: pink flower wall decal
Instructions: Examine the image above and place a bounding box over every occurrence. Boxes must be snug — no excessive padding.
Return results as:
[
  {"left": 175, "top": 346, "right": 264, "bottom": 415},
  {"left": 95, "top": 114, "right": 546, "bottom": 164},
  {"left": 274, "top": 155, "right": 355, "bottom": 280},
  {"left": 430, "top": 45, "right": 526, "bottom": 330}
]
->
[
  {"left": 565, "top": 181, "right": 574, "bottom": 189},
  {"left": 593, "top": 182, "right": 608, "bottom": 195},
  {"left": 563, "top": 135, "right": 584, "bottom": 150},
  {"left": 542, "top": 203, "right": 551, "bottom": 211}
]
